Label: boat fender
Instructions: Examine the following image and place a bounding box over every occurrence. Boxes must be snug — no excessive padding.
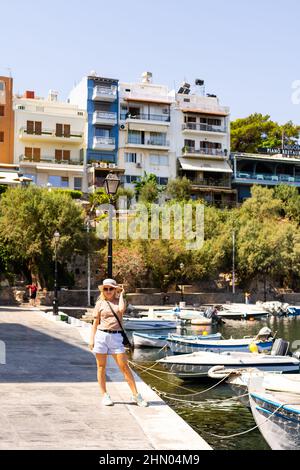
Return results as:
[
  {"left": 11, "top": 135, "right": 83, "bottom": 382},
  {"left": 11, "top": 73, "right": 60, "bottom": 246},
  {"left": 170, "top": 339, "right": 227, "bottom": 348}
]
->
[
  {"left": 249, "top": 343, "right": 259, "bottom": 354},
  {"left": 208, "top": 366, "right": 237, "bottom": 380}
]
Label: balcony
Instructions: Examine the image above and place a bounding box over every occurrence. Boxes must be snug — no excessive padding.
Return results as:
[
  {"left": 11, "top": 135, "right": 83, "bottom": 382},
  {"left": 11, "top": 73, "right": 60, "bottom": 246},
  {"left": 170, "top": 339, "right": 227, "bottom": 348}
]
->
[
  {"left": 186, "top": 177, "right": 232, "bottom": 189},
  {"left": 19, "top": 155, "right": 84, "bottom": 166},
  {"left": 93, "top": 136, "right": 116, "bottom": 151},
  {"left": 182, "top": 122, "right": 227, "bottom": 134},
  {"left": 92, "top": 86, "right": 117, "bottom": 102},
  {"left": 120, "top": 113, "right": 170, "bottom": 124},
  {"left": 234, "top": 172, "right": 300, "bottom": 186},
  {"left": 19, "top": 127, "right": 84, "bottom": 144},
  {"left": 126, "top": 138, "right": 170, "bottom": 150},
  {"left": 93, "top": 111, "right": 118, "bottom": 126},
  {"left": 183, "top": 147, "right": 226, "bottom": 158}
]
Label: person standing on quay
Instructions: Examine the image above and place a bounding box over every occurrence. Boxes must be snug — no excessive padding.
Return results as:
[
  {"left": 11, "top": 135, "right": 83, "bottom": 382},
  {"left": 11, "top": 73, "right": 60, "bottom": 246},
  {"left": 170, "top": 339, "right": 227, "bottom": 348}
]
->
[
  {"left": 27, "top": 282, "right": 38, "bottom": 307},
  {"left": 89, "top": 279, "right": 148, "bottom": 408}
]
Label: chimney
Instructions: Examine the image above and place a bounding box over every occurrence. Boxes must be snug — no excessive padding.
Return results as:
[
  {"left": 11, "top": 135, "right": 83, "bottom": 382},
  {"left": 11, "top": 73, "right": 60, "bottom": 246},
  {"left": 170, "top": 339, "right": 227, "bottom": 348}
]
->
[
  {"left": 141, "top": 72, "right": 153, "bottom": 84},
  {"left": 24, "top": 90, "right": 35, "bottom": 99}
]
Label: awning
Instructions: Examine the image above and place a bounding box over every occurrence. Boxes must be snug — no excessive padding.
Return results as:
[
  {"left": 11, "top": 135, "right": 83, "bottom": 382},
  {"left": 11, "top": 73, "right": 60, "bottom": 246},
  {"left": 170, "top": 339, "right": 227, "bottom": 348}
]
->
[
  {"left": 181, "top": 108, "right": 229, "bottom": 117},
  {"left": 179, "top": 158, "right": 233, "bottom": 174},
  {"left": 128, "top": 122, "right": 169, "bottom": 133},
  {"left": 124, "top": 97, "right": 172, "bottom": 105},
  {"left": 0, "top": 172, "right": 22, "bottom": 185}
]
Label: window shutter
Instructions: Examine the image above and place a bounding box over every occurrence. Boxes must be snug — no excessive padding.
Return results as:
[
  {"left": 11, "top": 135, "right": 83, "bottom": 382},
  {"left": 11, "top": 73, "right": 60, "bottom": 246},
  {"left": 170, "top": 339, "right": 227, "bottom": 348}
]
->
[
  {"left": 27, "top": 121, "right": 34, "bottom": 134},
  {"left": 35, "top": 121, "right": 42, "bottom": 135},
  {"left": 55, "top": 150, "right": 62, "bottom": 162},
  {"left": 56, "top": 124, "right": 63, "bottom": 137},
  {"left": 33, "top": 148, "right": 41, "bottom": 162},
  {"left": 63, "top": 150, "right": 70, "bottom": 161},
  {"left": 64, "top": 125, "right": 71, "bottom": 138},
  {"left": 25, "top": 147, "right": 33, "bottom": 159}
]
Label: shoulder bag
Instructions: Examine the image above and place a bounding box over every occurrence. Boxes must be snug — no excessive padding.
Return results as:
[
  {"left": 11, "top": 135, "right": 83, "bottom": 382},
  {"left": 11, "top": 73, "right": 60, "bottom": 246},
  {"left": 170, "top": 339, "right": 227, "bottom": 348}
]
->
[{"left": 106, "top": 301, "right": 133, "bottom": 351}]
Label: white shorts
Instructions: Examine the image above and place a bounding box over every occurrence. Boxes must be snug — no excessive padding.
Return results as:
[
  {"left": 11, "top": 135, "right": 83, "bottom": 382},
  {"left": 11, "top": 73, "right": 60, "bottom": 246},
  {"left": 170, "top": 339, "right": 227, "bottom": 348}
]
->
[{"left": 93, "top": 330, "right": 126, "bottom": 355}]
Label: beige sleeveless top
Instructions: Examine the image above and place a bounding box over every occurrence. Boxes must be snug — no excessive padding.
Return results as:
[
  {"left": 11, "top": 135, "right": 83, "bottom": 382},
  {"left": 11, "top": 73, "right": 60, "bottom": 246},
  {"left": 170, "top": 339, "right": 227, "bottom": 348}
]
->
[{"left": 93, "top": 299, "right": 123, "bottom": 332}]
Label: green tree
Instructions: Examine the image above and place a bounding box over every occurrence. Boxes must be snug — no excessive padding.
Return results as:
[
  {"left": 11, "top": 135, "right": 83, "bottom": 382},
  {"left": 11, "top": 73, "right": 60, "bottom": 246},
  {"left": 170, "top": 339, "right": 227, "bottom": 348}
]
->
[
  {"left": 0, "top": 187, "right": 86, "bottom": 287},
  {"left": 231, "top": 113, "right": 300, "bottom": 153},
  {"left": 134, "top": 173, "right": 158, "bottom": 200},
  {"left": 166, "top": 177, "right": 192, "bottom": 202}
]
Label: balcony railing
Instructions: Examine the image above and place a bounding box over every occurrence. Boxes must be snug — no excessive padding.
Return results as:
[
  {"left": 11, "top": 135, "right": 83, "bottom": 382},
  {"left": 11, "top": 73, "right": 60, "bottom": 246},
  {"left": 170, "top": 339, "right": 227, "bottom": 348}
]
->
[
  {"left": 187, "top": 178, "right": 232, "bottom": 188},
  {"left": 19, "top": 155, "right": 84, "bottom": 166},
  {"left": 184, "top": 147, "right": 226, "bottom": 157},
  {"left": 93, "top": 136, "right": 115, "bottom": 146},
  {"left": 120, "top": 113, "right": 170, "bottom": 123},
  {"left": 20, "top": 128, "right": 83, "bottom": 139},
  {"left": 127, "top": 138, "right": 169, "bottom": 147},
  {"left": 183, "top": 123, "right": 227, "bottom": 133},
  {"left": 93, "top": 86, "right": 117, "bottom": 101},
  {"left": 235, "top": 172, "right": 300, "bottom": 183},
  {"left": 93, "top": 111, "right": 117, "bottom": 124}
]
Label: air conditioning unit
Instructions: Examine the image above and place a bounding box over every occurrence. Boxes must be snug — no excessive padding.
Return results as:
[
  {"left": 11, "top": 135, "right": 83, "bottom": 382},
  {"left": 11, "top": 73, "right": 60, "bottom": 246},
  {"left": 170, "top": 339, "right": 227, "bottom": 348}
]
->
[
  {"left": 100, "top": 162, "right": 108, "bottom": 168},
  {"left": 109, "top": 163, "right": 116, "bottom": 169}
]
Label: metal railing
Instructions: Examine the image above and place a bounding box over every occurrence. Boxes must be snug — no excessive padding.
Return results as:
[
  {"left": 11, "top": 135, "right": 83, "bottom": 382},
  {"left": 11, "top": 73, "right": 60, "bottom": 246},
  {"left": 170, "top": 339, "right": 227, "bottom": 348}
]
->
[
  {"left": 234, "top": 172, "right": 300, "bottom": 183},
  {"left": 120, "top": 113, "right": 170, "bottom": 122},
  {"left": 19, "top": 155, "right": 84, "bottom": 166},
  {"left": 183, "top": 147, "right": 226, "bottom": 156},
  {"left": 93, "top": 111, "right": 117, "bottom": 121},
  {"left": 188, "top": 178, "right": 232, "bottom": 188},
  {"left": 127, "top": 137, "right": 169, "bottom": 146},
  {"left": 183, "top": 122, "right": 227, "bottom": 133},
  {"left": 93, "top": 86, "right": 117, "bottom": 98},
  {"left": 93, "top": 136, "right": 115, "bottom": 146},
  {"left": 20, "top": 127, "right": 83, "bottom": 139}
]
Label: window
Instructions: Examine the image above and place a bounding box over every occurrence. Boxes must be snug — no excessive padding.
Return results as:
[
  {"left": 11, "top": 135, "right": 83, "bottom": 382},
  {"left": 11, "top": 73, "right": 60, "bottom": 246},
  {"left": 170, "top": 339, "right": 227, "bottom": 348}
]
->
[
  {"left": 55, "top": 150, "right": 70, "bottom": 162},
  {"left": 125, "top": 175, "right": 141, "bottom": 184},
  {"left": 149, "top": 132, "right": 167, "bottom": 146},
  {"left": 0, "top": 132, "right": 4, "bottom": 142},
  {"left": 0, "top": 105, "right": 4, "bottom": 116},
  {"left": 25, "top": 147, "right": 41, "bottom": 162},
  {"left": 158, "top": 177, "right": 169, "bottom": 186},
  {"left": 128, "top": 130, "right": 143, "bottom": 145},
  {"left": 74, "top": 177, "right": 82, "bottom": 191},
  {"left": 125, "top": 153, "right": 137, "bottom": 163},
  {"left": 26, "top": 121, "right": 42, "bottom": 135},
  {"left": 56, "top": 124, "right": 71, "bottom": 138},
  {"left": 150, "top": 155, "right": 169, "bottom": 166},
  {"left": 48, "top": 176, "right": 69, "bottom": 188},
  {"left": 0, "top": 82, "right": 4, "bottom": 92}
]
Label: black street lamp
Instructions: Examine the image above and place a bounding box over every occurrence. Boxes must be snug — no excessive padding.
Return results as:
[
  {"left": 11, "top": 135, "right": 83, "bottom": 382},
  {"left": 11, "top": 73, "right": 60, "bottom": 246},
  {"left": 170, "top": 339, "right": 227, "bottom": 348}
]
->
[
  {"left": 180, "top": 262, "right": 185, "bottom": 302},
  {"left": 104, "top": 173, "right": 120, "bottom": 278},
  {"left": 53, "top": 230, "right": 60, "bottom": 315}
]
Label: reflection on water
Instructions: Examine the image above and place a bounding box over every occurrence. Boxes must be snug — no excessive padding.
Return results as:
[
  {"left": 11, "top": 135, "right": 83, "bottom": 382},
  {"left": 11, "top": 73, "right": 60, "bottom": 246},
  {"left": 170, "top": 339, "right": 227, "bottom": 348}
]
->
[{"left": 129, "top": 317, "right": 300, "bottom": 450}]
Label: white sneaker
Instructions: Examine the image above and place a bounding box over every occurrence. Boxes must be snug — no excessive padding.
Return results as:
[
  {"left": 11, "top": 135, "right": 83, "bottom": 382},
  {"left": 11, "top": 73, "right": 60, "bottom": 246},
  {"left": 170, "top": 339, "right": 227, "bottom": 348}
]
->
[
  {"left": 102, "top": 393, "right": 114, "bottom": 406},
  {"left": 132, "top": 393, "right": 148, "bottom": 408}
]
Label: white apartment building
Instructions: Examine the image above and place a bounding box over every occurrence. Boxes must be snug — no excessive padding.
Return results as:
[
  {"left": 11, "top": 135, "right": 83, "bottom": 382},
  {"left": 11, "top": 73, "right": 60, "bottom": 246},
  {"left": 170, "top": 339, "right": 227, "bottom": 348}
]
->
[
  {"left": 119, "top": 72, "right": 176, "bottom": 189},
  {"left": 14, "top": 90, "right": 87, "bottom": 192},
  {"left": 171, "top": 83, "right": 236, "bottom": 207}
]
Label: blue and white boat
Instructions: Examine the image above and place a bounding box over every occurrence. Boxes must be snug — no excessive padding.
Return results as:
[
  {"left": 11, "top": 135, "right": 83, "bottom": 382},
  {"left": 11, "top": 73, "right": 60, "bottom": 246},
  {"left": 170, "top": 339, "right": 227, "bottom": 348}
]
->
[
  {"left": 167, "top": 336, "right": 274, "bottom": 355},
  {"left": 249, "top": 374, "right": 300, "bottom": 450},
  {"left": 132, "top": 332, "right": 222, "bottom": 349},
  {"left": 285, "top": 306, "right": 300, "bottom": 317},
  {"left": 123, "top": 318, "right": 180, "bottom": 331}
]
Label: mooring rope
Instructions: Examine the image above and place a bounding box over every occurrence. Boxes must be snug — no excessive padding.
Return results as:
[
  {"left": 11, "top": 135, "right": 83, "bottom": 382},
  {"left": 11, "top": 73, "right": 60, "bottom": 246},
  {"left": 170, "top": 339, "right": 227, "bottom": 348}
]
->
[{"left": 201, "top": 401, "right": 286, "bottom": 440}]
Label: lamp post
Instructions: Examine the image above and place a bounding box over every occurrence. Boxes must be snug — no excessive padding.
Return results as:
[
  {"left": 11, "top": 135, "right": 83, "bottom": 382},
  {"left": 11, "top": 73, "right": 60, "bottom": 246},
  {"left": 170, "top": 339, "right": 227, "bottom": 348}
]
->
[
  {"left": 104, "top": 172, "right": 120, "bottom": 278},
  {"left": 180, "top": 262, "right": 185, "bottom": 302},
  {"left": 53, "top": 230, "right": 60, "bottom": 315}
]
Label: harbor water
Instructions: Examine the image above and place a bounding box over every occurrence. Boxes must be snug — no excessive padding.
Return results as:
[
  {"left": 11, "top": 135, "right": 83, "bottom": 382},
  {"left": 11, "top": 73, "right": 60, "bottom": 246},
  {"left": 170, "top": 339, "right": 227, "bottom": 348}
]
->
[{"left": 130, "top": 316, "right": 300, "bottom": 450}]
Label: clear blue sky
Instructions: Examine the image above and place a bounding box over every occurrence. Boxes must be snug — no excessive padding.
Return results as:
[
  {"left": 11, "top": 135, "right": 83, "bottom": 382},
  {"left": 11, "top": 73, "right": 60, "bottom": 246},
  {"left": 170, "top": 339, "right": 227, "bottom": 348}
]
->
[{"left": 1, "top": 0, "right": 300, "bottom": 122}]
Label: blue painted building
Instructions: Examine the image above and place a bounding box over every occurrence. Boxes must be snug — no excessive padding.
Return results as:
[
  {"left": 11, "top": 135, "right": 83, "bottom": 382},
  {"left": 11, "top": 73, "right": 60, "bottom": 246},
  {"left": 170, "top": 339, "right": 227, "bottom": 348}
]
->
[
  {"left": 69, "top": 74, "right": 123, "bottom": 190},
  {"left": 231, "top": 152, "right": 300, "bottom": 202}
]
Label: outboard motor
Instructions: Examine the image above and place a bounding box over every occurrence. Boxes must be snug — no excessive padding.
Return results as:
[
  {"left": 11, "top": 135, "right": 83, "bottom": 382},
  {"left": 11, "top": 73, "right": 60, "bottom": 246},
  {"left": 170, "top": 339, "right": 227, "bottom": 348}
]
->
[{"left": 271, "top": 339, "right": 290, "bottom": 357}]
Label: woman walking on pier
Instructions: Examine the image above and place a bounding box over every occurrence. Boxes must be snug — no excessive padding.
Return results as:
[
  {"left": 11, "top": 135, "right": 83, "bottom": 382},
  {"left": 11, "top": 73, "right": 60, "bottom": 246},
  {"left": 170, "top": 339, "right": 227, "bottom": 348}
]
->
[{"left": 89, "top": 279, "right": 148, "bottom": 408}]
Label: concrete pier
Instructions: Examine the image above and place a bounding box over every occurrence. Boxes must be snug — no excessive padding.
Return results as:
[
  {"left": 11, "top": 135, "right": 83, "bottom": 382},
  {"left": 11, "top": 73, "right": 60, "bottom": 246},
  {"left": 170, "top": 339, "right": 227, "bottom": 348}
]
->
[{"left": 0, "top": 307, "right": 211, "bottom": 450}]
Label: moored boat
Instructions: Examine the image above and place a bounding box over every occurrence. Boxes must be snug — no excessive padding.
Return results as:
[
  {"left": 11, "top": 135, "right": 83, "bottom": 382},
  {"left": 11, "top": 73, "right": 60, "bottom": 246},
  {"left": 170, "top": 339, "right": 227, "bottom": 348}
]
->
[
  {"left": 132, "top": 332, "right": 222, "bottom": 349},
  {"left": 248, "top": 374, "right": 300, "bottom": 450},
  {"left": 123, "top": 318, "right": 180, "bottom": 331}
]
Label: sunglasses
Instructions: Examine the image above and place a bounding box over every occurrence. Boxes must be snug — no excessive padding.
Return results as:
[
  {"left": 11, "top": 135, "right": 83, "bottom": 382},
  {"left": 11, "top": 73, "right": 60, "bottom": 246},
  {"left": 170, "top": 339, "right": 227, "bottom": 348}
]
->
[{"left": 103, "top": 287, "right": 115, "bottom": 292}]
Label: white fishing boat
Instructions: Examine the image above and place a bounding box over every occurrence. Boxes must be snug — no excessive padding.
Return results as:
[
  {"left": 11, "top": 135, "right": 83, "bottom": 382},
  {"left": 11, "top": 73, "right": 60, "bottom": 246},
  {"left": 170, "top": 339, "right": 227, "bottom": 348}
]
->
[
  {"left": 132, "top": 332, "right": 222, "bottom": 349},
  {"left": 249, "top": 374, "right": 300, "bottom": 450},
  {"left": 217, "top": 304, "right": 269, "bottom": 320},
  {"left": 123, "top": 318, "right": 180, "bottom": 331},
  {"left": 145, "top": 308, "right": 215, "bottom": 324},
  {"left": 158, "top": 340, "right": 300, "bottom": 379},
  {"left": 167, "top": 327, "right": 274, "bottom": 355}
]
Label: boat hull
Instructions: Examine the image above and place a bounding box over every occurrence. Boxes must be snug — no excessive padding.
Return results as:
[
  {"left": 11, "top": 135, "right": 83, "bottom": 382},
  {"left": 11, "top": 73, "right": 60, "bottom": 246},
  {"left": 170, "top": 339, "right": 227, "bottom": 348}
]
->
[
  {"left": 249, "top": 392, "right": 300, "bottom": 450},
  {"left": 123, "top": 319, "right": 179, "bottom": 330},
  {"left": 167, "top": 339, "right": 273, "bottom": 355}
]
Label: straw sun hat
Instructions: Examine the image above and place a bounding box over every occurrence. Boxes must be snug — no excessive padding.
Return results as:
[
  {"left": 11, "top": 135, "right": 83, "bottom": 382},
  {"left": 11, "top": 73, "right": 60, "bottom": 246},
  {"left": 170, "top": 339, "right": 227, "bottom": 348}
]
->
[{"left": 98, "top": 279, "right": 122, "bottom": 291}]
